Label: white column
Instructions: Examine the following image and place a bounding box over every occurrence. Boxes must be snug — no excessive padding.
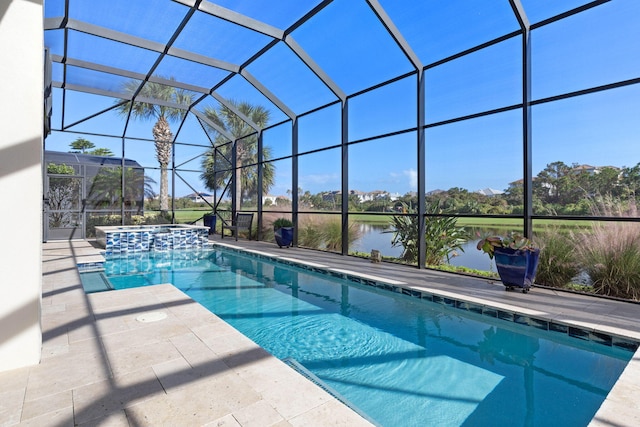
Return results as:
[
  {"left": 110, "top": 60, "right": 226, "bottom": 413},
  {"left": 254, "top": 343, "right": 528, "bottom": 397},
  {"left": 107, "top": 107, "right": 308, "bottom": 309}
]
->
[{"left": 0, "top": 0, "right": 44, "bottom": 371}]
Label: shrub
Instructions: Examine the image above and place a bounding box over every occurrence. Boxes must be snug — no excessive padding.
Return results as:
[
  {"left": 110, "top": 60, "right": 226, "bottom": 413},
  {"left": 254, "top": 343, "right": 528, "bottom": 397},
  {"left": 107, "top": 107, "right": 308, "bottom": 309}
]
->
[
  {"left": 297, "top": 216, "right": 361, "bottom": 252},
  {"left": 572, "top": 197, "right": 640, "bottom": 300},
  {"left": 387, "top": 213, "right": 420, "bottom": 263},
  {"left": 574, "top": 221, "right": 640, "bottom": 300},
  {"left": 298, "top": 220, "right": 323, "bottom": 249},
  {"left": 534, "top": 229, "right": 580, "bottom": 288},
  {"left": 386, "top": 202, "right": 468, "bottom": 266},
  {"left": 272, "top": 218, "right": 293, "bottom": 228}
]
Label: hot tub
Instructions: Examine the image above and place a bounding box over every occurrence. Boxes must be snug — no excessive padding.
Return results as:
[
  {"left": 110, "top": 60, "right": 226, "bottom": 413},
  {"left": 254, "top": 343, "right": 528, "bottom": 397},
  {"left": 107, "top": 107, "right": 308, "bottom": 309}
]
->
[{"left": 95, "top": 224, "right": 210, "bottom": 254}]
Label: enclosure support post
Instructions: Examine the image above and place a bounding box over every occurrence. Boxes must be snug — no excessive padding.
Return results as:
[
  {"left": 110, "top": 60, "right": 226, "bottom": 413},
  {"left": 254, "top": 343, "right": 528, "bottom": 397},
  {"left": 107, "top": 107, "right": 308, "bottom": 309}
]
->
[
  {"left": 341, "top": 99, "right": 349, "bottom": 256},
  {"left": 417, "top": 70, "right": 426, "bottom": 269},
  {"left": 292, "top": 118, "right": 299, "bottom": 246},
  {"left": 257, "top": 130, "right": 263, "bottom": 240},
  {"left": 510, "top": 0, "right": 533, "bottom": 238}
]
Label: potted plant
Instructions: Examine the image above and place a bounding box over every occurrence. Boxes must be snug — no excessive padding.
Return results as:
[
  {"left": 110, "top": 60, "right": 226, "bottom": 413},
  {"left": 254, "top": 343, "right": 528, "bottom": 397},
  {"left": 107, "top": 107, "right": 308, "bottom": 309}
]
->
[
  {"left": 273, "top": 218, "right": 294, "bottom": 248},
  {"left": 477, "top": 232, "right": 540, "bottom": 293},
  {"left": 203, "top": 212, "right": 216, "bottom": 235}
]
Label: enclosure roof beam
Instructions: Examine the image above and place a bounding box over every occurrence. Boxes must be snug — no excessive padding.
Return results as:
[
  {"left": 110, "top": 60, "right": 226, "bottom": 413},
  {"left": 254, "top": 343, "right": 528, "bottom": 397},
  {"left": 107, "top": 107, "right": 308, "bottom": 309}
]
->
[
  {"left": 285, "top": 36, "right": 346, "bottom": 102},
  {"left": 209, "top": 92, "right": 261, "bottom": 132},
  {"left": 240, "top": 70, "right": 296, "bottom": 120},
  {"left": 366, "top": 0, "right": 423, "bottom": 70},
  {"left": 191, "top": 109, "right": 236, "bottom": 142},
  {"left": 49, "top": 18, "right": 241, "bottom": 74},
  {"left": 198, "top": 1, "right": 285, "bottom": 39}
]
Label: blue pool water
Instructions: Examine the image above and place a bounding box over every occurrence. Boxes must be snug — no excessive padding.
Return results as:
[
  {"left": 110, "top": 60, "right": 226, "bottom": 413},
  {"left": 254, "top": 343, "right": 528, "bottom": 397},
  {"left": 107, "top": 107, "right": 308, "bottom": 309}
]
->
[{"left": 85, "top": 248, "right": 634, "bottom": 427}]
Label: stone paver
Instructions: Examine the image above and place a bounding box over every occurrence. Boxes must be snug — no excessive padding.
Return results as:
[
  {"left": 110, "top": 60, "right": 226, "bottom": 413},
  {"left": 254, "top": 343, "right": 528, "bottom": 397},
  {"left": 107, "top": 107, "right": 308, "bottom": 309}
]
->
[{"left": 0, "top": 240, "right": 373, "bottom": 427}]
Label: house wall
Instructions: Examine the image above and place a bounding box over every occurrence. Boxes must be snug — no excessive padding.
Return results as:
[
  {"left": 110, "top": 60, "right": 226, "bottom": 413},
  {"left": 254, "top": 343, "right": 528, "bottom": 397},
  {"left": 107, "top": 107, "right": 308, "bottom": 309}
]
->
[{"left": 0, "top": 0, "right": 43, "bottom": 371}]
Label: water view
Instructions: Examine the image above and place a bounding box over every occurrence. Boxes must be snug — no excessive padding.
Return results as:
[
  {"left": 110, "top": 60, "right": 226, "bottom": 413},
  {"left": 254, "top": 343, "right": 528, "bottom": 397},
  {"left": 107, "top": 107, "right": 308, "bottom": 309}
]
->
[{"left": 351, "top": 224, "right": 495, "bottom": 271}]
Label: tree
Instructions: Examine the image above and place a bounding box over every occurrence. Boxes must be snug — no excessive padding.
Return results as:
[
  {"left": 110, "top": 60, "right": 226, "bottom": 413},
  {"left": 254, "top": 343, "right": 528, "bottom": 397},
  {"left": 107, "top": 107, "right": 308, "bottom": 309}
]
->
[
  {"left": 200, "top": 100, "right": 274, "bottom": 211},
  {"left": 534, "top": 161, "right": 576, "bottom": 205},
  {"left": 115, "top": 78, "right": 193, "bottom": 214},
  {"left": 621, "top": 163, "right": 640, "bottom": 197},
  {"left": 589, "top": 167, "right": 623, "bottom": 198},
  {"left": 69, "top": 137, "right": 95, "bottom": 154},
  {"left": 46, "top": 163, "right": 80, "bottom": 228},
  {"left": 275, "top": 196, "right": 291, "bottom": 207},
  {"left": 69, "top": 137, "right": 114, "bottom": 156},
  {"left": 90, "top": 148, "right": 114, "bottom": 157},
  {"left": 86, "top": 166, "right": 155, "bottom": 216}
]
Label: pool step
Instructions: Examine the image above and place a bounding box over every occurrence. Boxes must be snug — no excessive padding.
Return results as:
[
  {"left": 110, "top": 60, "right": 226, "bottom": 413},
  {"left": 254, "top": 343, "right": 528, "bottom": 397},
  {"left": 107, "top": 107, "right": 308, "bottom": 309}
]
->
[{"left": 79, "top": 271, "right": 113, "bottom": 293}]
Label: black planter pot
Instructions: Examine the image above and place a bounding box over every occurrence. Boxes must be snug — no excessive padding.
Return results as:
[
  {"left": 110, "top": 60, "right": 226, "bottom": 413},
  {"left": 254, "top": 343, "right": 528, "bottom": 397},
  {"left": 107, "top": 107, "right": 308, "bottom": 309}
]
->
[
  {"left": 493, "top": 247, "right": 540, "bottom": 293},
  {"left": 274, "top": 227, "right": 294, "bottom": 247}
]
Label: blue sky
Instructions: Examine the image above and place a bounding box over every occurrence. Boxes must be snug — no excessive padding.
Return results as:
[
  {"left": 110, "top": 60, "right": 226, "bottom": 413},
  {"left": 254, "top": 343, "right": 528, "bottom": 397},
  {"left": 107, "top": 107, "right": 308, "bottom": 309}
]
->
[{"left": 44, "top": 0, "right": 640, "bottom": 198}]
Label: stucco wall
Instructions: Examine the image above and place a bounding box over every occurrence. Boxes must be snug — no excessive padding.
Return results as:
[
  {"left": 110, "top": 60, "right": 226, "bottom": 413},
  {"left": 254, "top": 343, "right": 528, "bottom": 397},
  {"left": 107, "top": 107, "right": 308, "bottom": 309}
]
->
[{"left": 0, "top": 0, "right": 43, "bottom": 371}]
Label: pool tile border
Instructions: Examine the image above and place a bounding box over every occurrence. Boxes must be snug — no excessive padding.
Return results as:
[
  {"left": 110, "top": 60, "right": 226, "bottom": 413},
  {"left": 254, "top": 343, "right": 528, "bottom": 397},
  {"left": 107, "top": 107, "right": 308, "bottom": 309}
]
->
[
  {"left": 76, "top": 261, "right": 105, "bottom": 273},
  {"left": 219, "top": 244, "right": 640, "bottom": 354},
  {"left": 77, "top": 243, "right": 640, "bottom": 355}
]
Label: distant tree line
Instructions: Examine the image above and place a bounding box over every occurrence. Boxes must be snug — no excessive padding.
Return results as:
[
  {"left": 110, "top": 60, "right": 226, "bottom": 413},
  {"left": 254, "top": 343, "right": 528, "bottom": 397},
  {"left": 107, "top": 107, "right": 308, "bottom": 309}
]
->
[
  {"left": 285, "top": 161, "right": 640, "bottom": 216},
  {"left": 392, "top": 161, "right": 640, "bottom": 216}
]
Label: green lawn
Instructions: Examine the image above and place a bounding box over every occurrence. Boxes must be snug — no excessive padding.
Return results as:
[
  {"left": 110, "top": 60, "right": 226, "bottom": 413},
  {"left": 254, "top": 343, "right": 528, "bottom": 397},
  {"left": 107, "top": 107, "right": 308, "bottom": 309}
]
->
[
  {"left": 174, "top": 210, "right": 588, "bottom": 232},
  {"left": 173, "top": 209, "right": 210, "bottom": 223}
]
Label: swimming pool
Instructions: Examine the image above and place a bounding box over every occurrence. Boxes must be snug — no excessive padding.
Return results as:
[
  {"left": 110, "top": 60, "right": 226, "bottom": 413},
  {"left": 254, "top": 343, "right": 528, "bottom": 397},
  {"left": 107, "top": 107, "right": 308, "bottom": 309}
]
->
[{"left": 81, "top": 247, "right": 636, "bottom": 427}]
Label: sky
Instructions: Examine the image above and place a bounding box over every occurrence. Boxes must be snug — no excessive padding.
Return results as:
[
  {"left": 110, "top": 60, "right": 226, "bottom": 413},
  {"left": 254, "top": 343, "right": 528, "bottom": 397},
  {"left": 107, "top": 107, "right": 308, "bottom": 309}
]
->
[{"left": 44, "top": 0, "right": 640, "bottom": 199}]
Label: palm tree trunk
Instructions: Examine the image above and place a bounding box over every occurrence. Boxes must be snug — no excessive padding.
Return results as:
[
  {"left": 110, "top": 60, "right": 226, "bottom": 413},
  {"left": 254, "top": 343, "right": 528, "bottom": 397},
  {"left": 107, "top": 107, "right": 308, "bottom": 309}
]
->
[
  {"left": 152, "top": 116, "right": 173, "bottom": 215},
  {"left": 235, "top": 166, "right": 242, "bottom": 212},
  {"left": 160, "top": 165, "right": 169, "bottom": 213},
  {"left": 234, "top": 142, "right": 244, "bottom": 212}
]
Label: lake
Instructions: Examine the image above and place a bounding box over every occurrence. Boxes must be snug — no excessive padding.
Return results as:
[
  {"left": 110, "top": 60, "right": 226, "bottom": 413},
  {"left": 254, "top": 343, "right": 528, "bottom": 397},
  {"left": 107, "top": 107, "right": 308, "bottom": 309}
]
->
[{"left": 351, "top": 223, "right": 496, "bottom": 271}]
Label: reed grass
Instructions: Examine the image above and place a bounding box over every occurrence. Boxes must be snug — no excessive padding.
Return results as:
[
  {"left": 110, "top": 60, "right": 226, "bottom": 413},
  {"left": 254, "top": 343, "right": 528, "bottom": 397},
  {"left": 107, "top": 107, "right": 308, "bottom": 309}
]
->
[
  {"left": 534, "top": 229, "right": 580, "bottom": 288},
  {"left": 572, "top": 197, "right": 640, "bottom": 300}
]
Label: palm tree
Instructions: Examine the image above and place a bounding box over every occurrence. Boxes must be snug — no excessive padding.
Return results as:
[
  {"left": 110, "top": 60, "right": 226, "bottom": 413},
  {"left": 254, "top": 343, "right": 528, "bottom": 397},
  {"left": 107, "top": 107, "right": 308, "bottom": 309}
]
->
[
  {"left": 86, "top": 166, "right": 156, "bottom": 215},
  {"left": 200, "top": 100, "right": 274, "bottom": 210},
  {"left": 69, "top": 137, "right": 95, "bottom": 153},
  {"left": 114, "top": 78, "right": 193, "bottom": 214}
]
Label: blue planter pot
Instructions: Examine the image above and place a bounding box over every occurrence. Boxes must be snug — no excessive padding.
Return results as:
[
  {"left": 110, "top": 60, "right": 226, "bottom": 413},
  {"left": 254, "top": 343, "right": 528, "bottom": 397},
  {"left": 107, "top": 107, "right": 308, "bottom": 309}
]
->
[
  {"left": 493, "top": 247, "right": 540, "bottom": 293},
  {"left": 203, "top": 214, "right": 216, "bottom": 235},
  {"left": 275, "top": 227, "right": 294, "bottom": 247}
]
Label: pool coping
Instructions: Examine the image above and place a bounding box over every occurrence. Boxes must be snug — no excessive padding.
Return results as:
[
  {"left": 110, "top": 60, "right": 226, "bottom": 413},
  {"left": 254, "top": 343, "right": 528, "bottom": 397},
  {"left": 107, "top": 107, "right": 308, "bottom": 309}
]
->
[{"left": 18, "top": 240, "right": 375, "bottom": 426}]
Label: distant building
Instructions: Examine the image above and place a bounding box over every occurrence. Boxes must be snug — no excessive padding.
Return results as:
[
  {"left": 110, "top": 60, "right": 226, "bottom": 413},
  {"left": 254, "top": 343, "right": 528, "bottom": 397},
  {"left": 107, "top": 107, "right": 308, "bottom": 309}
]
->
[
  {"left": 321, "top": 190, "right": 341, "bottom": 202},
  {"left": 349, "top": 189, "right": 391, "bottom": 203},
  {"left": 183, "top": 192, "right": 214, "bottom": 203},
  {"left": 43, "top": 150, "right": 144, "bottom": 240},
  {"left": 571, "top": 164, "right": 598, "bottom": 175},
  {"left": 262, "top": 194, "right": 278, "bottom": 205},
  {"left": 45, "top": 150, "right": 142, "bottom": 180},
  {"left": 477, "top": 188, "right": 505, "bottom": 196},
  {"left": 571, "top": 164, "right": 621, "bottom": 177}
]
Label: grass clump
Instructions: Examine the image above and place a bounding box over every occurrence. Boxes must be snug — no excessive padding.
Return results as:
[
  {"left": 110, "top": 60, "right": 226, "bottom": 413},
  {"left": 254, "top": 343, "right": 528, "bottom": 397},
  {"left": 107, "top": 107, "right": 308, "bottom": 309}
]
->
[
  {"left": 574, "top": 221, "right": 640, "bottom": 300},
  {"left": 298, "top": 216, "right": 361, "bottom": 252},
  {"left": 534, "top": 229, "right": 580, "bottom": 288},
  {"left": 572, "top": 197, "right": 640, "bottom": 301}
]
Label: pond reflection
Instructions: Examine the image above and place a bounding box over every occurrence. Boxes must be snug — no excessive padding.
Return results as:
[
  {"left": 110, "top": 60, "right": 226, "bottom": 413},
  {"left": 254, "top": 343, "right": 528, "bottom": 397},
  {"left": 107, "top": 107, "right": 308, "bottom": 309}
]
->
[{"left": 350, "top": 223, "right": 496, "bottom": 271}]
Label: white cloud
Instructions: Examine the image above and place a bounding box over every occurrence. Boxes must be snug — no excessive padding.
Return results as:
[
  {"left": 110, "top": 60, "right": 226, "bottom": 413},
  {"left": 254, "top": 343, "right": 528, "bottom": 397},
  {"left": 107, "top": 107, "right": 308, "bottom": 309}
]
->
[
  {"left": 300, "top": 173, "right": 340, "bottom": 190},
  {"left": 403, "top": 168, "right": 417, "bottom": 190}
]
